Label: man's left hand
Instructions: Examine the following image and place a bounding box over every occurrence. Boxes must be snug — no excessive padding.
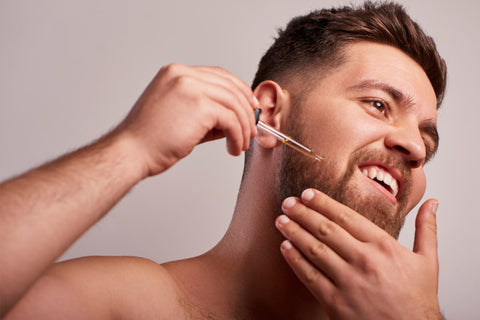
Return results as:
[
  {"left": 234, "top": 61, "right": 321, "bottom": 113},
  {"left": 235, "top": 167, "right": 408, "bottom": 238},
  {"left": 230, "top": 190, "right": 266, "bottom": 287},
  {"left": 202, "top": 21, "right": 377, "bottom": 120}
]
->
[{"left": 276, "top": 188, "right": 442, "bottom": 320}]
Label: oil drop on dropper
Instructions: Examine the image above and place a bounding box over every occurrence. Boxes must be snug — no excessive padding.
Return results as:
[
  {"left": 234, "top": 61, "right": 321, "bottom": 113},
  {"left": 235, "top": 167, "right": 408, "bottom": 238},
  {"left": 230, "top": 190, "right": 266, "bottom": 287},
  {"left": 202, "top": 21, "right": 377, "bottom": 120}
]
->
[{"left": 254, "top": 109, "right": 323, "bottom": 162}]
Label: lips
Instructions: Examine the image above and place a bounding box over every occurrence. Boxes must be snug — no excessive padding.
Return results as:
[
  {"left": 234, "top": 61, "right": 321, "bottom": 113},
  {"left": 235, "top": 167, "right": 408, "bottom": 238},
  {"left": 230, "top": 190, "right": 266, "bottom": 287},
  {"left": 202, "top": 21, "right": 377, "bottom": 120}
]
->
[{"left": 360, "top": 165, "right": 399, "bottom": 198}]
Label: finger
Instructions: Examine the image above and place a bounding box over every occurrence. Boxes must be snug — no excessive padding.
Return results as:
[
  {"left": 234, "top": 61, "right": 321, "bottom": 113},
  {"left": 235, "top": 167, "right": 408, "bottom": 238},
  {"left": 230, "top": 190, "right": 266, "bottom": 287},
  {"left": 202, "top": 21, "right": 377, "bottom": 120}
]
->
[
  {"left": 184, "top": 76, "right": 253, "bottom": 152},
  {"left": 276, "top": 213, "right": 349, "bottom": 283},
  {"left": 193, "top": 99, "right": 245, "bottom": 155},
  {"left": 280, "top": 240, "right": 335, "bottom": 304},
  {"left": 413, "top": 199, "right": 439, "bottom": 261},
  {"left": 209, "top": 104, "right": 245, "bottom": 156},
  {"left": 281, "top": 196, "right": 361, "bottom": 263},
  {"left": 191, "top": 72, "right": 256, "bottom": 150},
  {"left": 200, "top": 78, "right": 254, "bottom": 150},
  {"left": 195, "top": 66, "right": 259, "bottom": 107},
  {"left": 196, "top": 66, "right": 259, "bottom": 135},
  {"left": 299, "top": 189, "right": 383, "bottom": 243},
  {"left": 162, "top": 64, "right": 257, "bottom": 150}
]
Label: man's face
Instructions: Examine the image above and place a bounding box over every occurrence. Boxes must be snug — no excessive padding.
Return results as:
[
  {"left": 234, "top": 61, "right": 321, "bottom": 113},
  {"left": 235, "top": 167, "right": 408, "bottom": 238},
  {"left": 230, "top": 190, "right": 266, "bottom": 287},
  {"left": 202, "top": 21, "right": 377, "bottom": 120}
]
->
[{"left": 279, "top": 42, "right": 438, "bottom": 238}]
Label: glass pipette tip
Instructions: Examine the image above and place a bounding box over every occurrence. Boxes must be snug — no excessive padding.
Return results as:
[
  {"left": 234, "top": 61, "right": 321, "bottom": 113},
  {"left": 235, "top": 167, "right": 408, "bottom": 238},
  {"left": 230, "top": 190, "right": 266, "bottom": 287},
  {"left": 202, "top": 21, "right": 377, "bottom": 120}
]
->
[{"left": 254, "top": 109, "right": 323, "bottom": 162}]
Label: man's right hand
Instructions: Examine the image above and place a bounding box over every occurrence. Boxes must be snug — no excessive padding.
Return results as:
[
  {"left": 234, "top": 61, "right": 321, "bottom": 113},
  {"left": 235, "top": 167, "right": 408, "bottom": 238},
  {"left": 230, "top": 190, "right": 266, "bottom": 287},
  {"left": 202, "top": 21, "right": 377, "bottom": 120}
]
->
[
  {"left": 0, "top": 64, "right": 258, "bottom": 317},
  {"left": 117, "top": 63, "right": 259, "bottom": 177}
]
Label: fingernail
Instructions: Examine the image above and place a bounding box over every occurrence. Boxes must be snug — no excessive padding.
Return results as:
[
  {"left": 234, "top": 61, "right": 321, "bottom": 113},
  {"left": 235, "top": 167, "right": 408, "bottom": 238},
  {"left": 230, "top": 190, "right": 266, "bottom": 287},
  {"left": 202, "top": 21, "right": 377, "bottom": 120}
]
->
[
  {"left": 277, "top": 215, "right": 290, "bottom": 225},
  {"left": 281, "top": 240, "right": 293, "bottom": 250},
  {"left": 282, "top": 197, "right": 297, "bottom": 209},
  {"left": 301, "top": 189, "right": 315, "bottom": 201},
  {"left": 431, "top": 201, "right": 439, "bottom": 214}
]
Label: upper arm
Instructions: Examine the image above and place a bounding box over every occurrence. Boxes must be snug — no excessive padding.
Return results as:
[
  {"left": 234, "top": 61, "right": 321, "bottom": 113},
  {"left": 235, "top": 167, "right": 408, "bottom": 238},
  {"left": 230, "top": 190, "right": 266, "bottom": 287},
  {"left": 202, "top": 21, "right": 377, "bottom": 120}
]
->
[
  {"left": 4, "top": 262, "right": 106, "bottom": 320},
  {"left": 5, "top": 256, "right": 184, "bottom": 320}
]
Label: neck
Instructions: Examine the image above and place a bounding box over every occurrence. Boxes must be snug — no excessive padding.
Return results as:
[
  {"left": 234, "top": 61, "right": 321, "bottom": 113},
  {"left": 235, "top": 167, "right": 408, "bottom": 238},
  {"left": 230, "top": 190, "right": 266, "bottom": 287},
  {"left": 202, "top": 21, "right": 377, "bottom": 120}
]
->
[
  {"left": 206, "top": 153, "right": 327, "bottom": 319},
  {"left": 164, "top": 150, "right": 328, "bottom": 319}
]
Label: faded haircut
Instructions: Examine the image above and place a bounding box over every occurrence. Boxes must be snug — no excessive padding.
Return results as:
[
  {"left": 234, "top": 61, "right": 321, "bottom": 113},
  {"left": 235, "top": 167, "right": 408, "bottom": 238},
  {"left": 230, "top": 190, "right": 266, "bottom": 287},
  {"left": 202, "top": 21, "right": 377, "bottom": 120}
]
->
[
  {"left": 252, "top": 1, "right": 446, "bottom": 105},
  {"left": 244, "top": 1, "right": 446, "bottom": 166}
]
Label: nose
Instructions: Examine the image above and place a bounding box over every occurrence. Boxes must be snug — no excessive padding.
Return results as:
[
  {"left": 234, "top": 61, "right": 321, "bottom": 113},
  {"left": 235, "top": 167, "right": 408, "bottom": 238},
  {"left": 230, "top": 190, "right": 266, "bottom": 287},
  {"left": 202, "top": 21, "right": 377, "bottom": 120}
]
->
[{"left": 384, "top": 119, "right": 425, "bottom": 168}]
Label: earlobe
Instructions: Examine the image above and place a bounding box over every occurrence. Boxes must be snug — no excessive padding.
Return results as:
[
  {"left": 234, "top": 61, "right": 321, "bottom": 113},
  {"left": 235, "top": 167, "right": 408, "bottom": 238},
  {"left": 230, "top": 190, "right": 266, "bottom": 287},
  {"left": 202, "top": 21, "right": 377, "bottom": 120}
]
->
[{"left": 253, "top": 81, "right": 289, "bottom": 149}]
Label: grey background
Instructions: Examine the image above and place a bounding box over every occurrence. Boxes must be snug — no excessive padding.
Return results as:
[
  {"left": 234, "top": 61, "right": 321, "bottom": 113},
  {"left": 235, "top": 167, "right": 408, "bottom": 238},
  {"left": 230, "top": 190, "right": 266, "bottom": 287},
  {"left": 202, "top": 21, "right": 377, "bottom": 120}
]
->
[{"left": 0, "top": 0, "right": 478, "bottom": 318}]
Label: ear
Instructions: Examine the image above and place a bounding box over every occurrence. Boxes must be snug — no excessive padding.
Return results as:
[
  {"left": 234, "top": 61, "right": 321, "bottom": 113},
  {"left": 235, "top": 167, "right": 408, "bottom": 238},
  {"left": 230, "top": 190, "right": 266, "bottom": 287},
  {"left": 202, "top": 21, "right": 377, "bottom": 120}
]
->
[{"left": 253, "top": 81, "right": 290, "bottom": 149}]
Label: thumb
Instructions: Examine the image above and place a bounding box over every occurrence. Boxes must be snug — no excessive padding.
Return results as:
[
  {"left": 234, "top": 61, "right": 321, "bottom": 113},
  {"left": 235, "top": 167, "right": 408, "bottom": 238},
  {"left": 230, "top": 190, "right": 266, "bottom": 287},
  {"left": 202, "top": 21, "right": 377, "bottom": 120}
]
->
[{"left": 413, "top": 199, "right": 439, "bottom": 260}]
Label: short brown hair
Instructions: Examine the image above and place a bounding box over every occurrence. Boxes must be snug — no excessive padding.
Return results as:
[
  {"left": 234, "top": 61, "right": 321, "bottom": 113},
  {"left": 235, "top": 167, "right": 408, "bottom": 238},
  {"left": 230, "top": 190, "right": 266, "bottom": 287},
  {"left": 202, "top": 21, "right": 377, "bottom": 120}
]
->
[
  {"left": 252, "top": 1, "right": 447, "bottom": 108},
  {"left": 243, "top": 1, "right": 447, "bottom": 169}
]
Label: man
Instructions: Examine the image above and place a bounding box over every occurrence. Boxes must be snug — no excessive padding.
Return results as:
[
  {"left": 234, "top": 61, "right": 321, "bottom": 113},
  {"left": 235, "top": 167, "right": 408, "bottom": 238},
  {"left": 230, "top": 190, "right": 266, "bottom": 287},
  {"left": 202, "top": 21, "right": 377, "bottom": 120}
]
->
[{"left": 1, "top": 2, "right": 446, "bottom": 319}]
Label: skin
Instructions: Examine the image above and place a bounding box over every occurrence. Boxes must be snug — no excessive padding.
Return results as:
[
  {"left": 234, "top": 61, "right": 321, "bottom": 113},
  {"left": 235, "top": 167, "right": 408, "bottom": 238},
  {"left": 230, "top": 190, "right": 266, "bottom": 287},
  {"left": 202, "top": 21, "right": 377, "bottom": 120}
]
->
[
  {"left": 272, "top": 42, "right": 441, "bottom": 318},
  {"left": 1, "top": 64, "right": 259, "bottom": 319},
  {"left": 277, "top": 41, "right": 440, "bottom": 239},
  {"left": 1, "top": 42, "right": 443, "bottom": 319}
]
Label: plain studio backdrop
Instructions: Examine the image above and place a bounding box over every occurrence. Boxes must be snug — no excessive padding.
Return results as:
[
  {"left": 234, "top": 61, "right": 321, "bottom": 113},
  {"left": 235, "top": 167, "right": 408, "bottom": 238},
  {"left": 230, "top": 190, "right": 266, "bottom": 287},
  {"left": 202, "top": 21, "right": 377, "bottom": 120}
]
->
[{"left": 1, "top": 0, "right": 478, "bottom": 318}]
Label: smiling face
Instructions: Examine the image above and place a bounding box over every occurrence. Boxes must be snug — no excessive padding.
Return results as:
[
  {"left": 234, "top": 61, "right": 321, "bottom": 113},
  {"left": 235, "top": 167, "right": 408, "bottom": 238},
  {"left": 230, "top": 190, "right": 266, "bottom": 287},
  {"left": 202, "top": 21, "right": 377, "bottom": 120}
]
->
[{"left": 279, "top": 42, "right": 438, "bottom": 238}]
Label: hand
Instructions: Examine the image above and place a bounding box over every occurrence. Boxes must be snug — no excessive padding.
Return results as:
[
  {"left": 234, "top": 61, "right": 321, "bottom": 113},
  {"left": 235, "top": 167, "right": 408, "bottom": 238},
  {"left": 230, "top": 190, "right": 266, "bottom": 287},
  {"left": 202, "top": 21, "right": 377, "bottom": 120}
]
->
[
  {"left": 275, "top": 188, "right": 442, "bottom": 320},
  {"left": 117, "top": 63, "right": 259, "bottom": 176}
]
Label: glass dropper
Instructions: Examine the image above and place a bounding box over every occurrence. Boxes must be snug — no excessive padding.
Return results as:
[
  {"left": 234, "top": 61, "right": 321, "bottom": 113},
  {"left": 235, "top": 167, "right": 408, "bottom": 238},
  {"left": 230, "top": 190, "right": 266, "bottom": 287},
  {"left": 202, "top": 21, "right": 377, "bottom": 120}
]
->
[{"left": 254, "top": 109, "right": 323, "bottom": 162}]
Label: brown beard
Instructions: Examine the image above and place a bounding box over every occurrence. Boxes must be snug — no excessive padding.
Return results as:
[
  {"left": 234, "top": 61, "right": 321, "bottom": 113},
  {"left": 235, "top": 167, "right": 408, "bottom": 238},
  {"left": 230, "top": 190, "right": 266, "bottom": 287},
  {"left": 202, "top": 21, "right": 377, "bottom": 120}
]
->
[{"left": 278, "top": 124, "right": 412, "bottom": 239}]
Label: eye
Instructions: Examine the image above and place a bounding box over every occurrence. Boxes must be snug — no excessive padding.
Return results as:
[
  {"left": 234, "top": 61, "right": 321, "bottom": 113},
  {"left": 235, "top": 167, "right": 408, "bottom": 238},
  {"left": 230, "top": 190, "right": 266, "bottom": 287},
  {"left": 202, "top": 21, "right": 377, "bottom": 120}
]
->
[
  {"left": 369, "top": 100, "right": 386, "bottom": 114},
  {"left": 422, "top": 137, "right": 436, "bottom": 164}
]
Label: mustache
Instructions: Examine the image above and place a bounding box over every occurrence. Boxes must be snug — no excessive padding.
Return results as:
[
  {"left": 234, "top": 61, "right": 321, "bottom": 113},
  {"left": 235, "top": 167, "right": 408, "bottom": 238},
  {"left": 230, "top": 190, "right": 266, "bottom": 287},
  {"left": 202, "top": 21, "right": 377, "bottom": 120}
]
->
[
  {"left": 348, "top": 148, "right": 412, "bottom": 202},
  {"left": 351, "top": 149, "right": 411, "bottom": 180},
  {"left": 279, "top": 145, "right": 411, "bottom": 237}
]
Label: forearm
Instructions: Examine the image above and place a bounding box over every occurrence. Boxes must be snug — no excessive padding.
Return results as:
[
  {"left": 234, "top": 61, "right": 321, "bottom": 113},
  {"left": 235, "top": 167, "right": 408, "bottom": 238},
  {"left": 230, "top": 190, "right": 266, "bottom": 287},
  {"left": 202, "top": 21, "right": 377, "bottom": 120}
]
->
[
  {"left": 0, "top": 130, "right": 146, "bottom": 314},
  {"left": 0, "top": 63, "right": 258, "bottom": 316}
]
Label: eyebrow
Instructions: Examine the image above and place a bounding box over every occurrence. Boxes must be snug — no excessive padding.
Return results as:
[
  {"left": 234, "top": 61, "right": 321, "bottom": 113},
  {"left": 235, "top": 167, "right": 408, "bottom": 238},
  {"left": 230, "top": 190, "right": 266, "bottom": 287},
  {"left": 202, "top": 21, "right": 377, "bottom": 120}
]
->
[
  {"left": 349, "top": 79, "right": 439, "bottom": 161},
  {"left": 348, "top": 80, "right": 415, "bottom": 108}
]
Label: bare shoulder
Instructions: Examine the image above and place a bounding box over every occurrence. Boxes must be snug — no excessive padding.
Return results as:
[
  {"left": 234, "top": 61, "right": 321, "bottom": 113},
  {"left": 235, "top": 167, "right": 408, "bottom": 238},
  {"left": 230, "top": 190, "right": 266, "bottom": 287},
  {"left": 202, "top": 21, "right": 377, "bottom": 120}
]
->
[{"left": 5, "top": 256, "right": 186, "bottom": 319}]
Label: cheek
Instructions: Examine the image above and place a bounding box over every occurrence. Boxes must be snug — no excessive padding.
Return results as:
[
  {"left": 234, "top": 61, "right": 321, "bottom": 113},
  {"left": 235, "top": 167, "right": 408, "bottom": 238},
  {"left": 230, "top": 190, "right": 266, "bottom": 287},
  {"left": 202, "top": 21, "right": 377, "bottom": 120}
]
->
[{"left": 308, "top": 105, "right": 385, "bottom": 164}]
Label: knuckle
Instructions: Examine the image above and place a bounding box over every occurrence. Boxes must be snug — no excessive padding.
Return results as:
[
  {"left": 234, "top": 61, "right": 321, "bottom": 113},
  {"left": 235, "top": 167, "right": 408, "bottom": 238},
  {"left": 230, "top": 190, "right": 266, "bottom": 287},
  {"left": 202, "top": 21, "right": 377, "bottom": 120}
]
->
[
  {"left": 335, "top": 209, "right": 351, "bottom": 226},
  {"left": 377, "top": 234, "right": 397, "bottom": 254},
  {"left": 172, "top": 73, "right": 193, "bottom": 88},
  {"left": 356, "top": 255, "right": 384, "bottom": 282},
  {"left": 211, "top": 65, "right": 227, "bottom": 73},
  {"left": 159, "top": 63, "right": 181, "bottom": 79},
  {"left": 425, "top": 221, "right": 437, "bottom": 234},
  {"left": 303, "top": 267, "right": 321, "bottom": 285},
  {"left": 161, "top": 62, "right": 184, "bottom": 75},
  {"left": 170, "top": 75, "right": 199, "bottom": 100},
  {"left": 309, "top": 242, "right": 327, "bottom": 258},
  {"left": 355, "top": 252, "right": 376, "bottom": 274},
  {"left": 316, "top": 220, "right": 336, "bottom": 237}
]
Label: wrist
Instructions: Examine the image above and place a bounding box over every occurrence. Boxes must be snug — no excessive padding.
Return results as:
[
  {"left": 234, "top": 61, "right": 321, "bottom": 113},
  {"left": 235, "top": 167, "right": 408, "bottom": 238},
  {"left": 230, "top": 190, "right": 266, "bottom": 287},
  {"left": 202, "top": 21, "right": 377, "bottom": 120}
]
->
[{"left": 95, "top": 129, "right": 151, "bottom": 183}]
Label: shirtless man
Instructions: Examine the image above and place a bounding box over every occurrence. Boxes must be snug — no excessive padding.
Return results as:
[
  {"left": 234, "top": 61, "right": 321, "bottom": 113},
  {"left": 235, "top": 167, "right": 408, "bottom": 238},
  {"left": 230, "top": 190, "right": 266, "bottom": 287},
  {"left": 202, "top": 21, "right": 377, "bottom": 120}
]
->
[{"left": 1, "top": 2, "right": 446, "bottom": 319}]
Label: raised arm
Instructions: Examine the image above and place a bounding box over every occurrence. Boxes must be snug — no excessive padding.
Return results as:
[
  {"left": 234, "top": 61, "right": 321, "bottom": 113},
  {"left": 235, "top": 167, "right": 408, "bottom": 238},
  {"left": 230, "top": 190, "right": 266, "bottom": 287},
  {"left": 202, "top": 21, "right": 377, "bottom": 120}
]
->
[{"left": 0, "top": 64, "right": 258, "bottom": 316}]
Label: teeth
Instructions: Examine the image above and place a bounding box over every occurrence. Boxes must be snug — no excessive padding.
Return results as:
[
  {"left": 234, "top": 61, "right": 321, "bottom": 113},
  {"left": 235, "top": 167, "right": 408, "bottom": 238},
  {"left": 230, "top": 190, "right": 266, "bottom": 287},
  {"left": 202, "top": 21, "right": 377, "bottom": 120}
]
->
[
  {"left": 361, "top": 166, "right": 399, "bottom": 197},
  {"left": 377, "top": 170, "right": 385, "bottom": 182},
  {"left": 391, "top": 182, "right": 398, "bottom": 197}
]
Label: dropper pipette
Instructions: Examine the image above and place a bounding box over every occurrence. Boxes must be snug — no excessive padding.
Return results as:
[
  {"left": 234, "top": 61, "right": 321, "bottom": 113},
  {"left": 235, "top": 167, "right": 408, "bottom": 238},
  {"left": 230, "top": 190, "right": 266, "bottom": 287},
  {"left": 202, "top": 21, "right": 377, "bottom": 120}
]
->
[{"left": 254, "top": 109, "right": 323, "bottom": 162}]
